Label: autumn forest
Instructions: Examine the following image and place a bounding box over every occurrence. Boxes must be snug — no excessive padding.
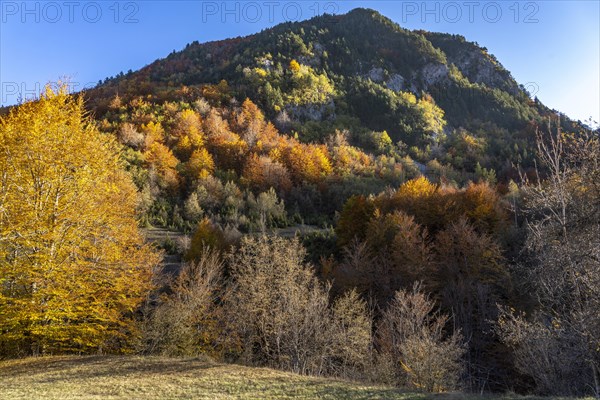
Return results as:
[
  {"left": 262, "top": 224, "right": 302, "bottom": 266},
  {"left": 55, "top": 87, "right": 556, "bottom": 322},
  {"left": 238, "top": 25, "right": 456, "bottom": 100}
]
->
[{"left": 0, "top": 8, "right": 598, "bottom": 398}]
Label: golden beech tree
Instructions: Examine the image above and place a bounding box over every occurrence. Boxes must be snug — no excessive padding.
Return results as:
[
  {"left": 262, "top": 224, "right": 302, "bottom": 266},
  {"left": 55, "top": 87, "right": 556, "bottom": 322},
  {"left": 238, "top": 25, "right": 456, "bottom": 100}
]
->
[
  {"left": 186, "top": 148, "right": 215, "bottom": 180},
  {"left": 380, "top": 177, "right": 451, "bottom": 232},
  {"left": 460, "top": 182, "right": 506, "bottom": 235},
  {"left": 281, "top": 143, "right": 332, "bottom": 183},
  {"left": 242, "top": 153, "right": 292, "bottom": 194},
  {"left": 144, "top": 142, "right": 180, "bottom": 191},
  {"left": 173, "top": 109, "right": 204, "bottom": 160},
  {"left": 397, "top": 176, "right": 438, "bottom": 199},
  {"left": 289, "top": 59, "right": 301, "bottom": 73},
  {"left": 234, "top": 98, "right": 266, "bottom": 146},
  {"left": 254, "top": 122, "right": 280, "bottom": 153},
  {"left": 203, "top": 108, "right": 248, "bottom": 172},
  {"left": 140, "top": 121, "right": 166, "bottom": 150},
  {"left": 185, "top": 218, "right": 229, "bottom": 263},
  {"left": 0, "top": 87, "right": 161, "bottom": 356}
]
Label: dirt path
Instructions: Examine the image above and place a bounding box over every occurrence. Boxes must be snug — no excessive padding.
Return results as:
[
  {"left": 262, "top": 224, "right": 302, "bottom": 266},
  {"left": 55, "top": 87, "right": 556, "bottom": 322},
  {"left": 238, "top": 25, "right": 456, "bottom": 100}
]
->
[
  {"left": 142, "top": 225, "right": 329, "bottom": 275},
  {"left": 142, "top": 227, "right": 185, "bottom": 275}
]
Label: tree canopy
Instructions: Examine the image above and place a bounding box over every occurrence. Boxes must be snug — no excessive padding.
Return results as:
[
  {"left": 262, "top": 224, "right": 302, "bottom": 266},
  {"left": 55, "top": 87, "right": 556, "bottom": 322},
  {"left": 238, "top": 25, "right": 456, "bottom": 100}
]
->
[{"left": 0, "top": 87, "right": 160, "bottom": 356}]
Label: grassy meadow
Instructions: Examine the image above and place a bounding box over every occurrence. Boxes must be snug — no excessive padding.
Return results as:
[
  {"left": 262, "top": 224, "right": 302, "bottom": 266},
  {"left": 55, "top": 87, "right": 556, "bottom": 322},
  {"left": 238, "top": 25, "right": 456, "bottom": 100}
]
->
[{"left": 0, "top": 356, "right": 590, "bottom": 400}]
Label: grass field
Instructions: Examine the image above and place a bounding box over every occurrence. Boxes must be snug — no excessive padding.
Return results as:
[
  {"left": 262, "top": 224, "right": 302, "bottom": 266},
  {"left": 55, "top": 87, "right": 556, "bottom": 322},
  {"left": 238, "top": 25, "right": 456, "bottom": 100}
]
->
[{"left": 0, "top": 356, "right": 588, "bottom": 400}]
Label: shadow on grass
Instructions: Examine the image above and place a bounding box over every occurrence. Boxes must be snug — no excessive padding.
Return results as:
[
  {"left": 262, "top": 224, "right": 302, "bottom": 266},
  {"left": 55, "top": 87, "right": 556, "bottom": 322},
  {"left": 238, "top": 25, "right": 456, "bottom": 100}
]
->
[{"left": 1, "top": 355, "right": 219, "bottom": 382}]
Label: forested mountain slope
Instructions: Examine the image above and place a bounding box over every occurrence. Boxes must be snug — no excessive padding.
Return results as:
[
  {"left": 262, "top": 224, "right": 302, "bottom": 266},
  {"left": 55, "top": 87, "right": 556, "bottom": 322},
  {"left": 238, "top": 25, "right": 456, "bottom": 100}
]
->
[{"left": 85, "top": 8, "right": 583, "bottom": 181}]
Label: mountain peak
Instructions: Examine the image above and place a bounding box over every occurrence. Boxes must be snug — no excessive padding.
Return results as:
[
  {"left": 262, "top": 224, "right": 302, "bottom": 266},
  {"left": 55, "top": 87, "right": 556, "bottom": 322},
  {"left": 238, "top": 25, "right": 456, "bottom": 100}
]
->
[{"left": 87, "top": 7, "right": 574, "bottom": 152}]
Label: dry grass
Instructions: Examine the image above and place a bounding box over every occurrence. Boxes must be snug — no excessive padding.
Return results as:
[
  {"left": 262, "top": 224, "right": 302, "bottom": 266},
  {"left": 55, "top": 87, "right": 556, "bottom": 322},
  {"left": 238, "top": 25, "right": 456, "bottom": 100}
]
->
[
  {"left": 0, "top": 356, "right": 590, "bottom": 400},
  {"left": 0, "top": 355, "right": 420, "bottom": 400}
]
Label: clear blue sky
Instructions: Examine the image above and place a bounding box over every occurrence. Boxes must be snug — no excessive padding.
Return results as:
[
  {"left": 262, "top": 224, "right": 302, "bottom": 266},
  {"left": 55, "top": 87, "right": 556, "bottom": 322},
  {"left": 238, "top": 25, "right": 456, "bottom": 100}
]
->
[{"left": 1, "top": 1, "right": 598, "bottom": 124}]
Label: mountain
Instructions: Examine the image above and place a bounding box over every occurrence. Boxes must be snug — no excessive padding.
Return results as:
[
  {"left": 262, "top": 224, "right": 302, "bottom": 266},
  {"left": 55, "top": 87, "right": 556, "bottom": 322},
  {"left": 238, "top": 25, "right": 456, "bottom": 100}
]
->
[
  {"left": 86, "top": 8, "right": 581, "bottom": 177},
  {"left": 69, "top": 7, "right": 591, "bottom": 232}
]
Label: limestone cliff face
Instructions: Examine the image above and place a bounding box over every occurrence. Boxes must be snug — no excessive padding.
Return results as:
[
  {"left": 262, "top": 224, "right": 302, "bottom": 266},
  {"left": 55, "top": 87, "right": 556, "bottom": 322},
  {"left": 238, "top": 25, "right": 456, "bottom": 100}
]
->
[
  {"left": 365, "top": 68, "right": 406, "bottom": 92},
  {"left": 286, "top": 99, "right": 336, "bottom": 122},
  {"left": 424, "top": 31, "right": 520, "bottom": 95},
  {"left": 419, "top": 63, "right": 450, "bottom": 88}
]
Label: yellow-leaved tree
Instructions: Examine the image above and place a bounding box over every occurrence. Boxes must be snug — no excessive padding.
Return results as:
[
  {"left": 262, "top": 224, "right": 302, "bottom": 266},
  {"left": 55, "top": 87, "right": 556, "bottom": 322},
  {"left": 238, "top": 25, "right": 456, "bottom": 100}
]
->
[{"left": 0, "top": 86, "right": 160, "bottom": 356}]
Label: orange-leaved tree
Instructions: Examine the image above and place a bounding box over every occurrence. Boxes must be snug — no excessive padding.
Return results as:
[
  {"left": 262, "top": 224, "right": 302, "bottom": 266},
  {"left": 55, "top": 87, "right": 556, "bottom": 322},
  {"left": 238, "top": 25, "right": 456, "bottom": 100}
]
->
[{"left": 0, "top": 86, "right": 160, "bottom": 356}]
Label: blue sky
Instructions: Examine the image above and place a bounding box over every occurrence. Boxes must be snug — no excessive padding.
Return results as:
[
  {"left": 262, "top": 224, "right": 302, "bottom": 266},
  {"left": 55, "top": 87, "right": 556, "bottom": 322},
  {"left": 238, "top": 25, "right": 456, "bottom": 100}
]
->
[{"left": 1, "top": 1, "right": 598, "bottom": 124}]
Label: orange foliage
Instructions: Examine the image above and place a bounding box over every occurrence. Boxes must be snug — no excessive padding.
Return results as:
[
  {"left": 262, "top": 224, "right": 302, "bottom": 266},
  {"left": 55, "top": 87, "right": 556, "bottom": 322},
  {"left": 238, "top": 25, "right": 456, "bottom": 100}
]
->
[
  {"left": 231, "top": 98, "right": 267, "bottom": 147},
  {"left": 201, "top": 80, "right": 231, "bottom": 104},
  {"left": 255, "top": 122, "right": 281, "bottom": 152},
  {"left": 203, "top": 108, "right": 236, "bottom": 141},
  {"left": 236, "top": 98, "right": 264, "bottom": 128},
  {"left": 280, "top": 142, "right": 332, "bottom": 183},
  {"left": 209, "top": 136, "right": 248, "bottom": 174},
  {"left": 381, "top": 177, "right": 450, "bottom": 231},
  {"left": 242, "top": 153, "right": 292, "bottom": 193},
  {"left": 390, "top": 212, "right": 433, "bottom": 281},
  {"left": 145, "top": 142, "right": 180, "bottom": 190},
  {"left": 203, "top": 108, "right": 247, "bottom": 172},
  {"left": 372, "top": 177, "right": 507, "bottom": 235}
]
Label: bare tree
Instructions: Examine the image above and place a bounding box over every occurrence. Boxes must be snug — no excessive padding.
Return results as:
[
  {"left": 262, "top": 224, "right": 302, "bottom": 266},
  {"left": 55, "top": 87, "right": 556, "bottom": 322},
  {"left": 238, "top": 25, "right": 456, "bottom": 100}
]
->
[
  {"left": 141, "top": 246, "right": 225, "bottom": 357},
  {"left": 498, "top": 117, "right": 600, "bottom": 396},
  {"left": 329, "top": 289, "right": 373, "bottom": 379},
  {"left": 225, "top": 236, "right": 372, "bottom": 377},
  {"left": 376, "top": 283, "right": 465, "bottom": 392},
  {"left": 118, "top": 122, "right": 144, "bottom": 149}
]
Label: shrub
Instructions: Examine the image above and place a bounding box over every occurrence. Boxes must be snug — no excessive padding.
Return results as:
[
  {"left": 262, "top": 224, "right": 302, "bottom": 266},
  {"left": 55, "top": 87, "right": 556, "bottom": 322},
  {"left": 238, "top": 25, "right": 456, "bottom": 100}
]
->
[
  {"left": 376, "top": 283, "right": 464, "bottom": 392},
  {"left": 225, "top": 236, "right": 372, "bottom": 377},
  {"left": 141, "top": 247, "right": 225, "bottom": 357}
]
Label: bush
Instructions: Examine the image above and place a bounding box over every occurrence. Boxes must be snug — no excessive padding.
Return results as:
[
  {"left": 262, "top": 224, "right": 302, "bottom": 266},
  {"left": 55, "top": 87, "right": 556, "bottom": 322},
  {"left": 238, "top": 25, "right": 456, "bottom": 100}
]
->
[
  {"left": 497, "top": 309, "right": 592, "bottom": 396},
  {"left": 224, "top": 236, "right": 372, "bottom": 377},
  {"left": 185, "top": 218, "right": 230, "bottom": 262},
  {"left": 141, "top": 247, "right": 225, "bottom": 357},
  {"left": 376, "top": 283, "right": 464, "bottom": 392}
]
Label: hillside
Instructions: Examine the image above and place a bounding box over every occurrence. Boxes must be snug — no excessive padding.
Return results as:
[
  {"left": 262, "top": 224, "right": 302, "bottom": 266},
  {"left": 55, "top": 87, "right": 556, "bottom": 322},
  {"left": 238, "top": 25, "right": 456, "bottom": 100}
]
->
[
  {"left": 67, "top": 7, "right": 589, "bottom": 232},
  {"left": 86, "top": 7, "right": 583, "bottom": 179}
]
